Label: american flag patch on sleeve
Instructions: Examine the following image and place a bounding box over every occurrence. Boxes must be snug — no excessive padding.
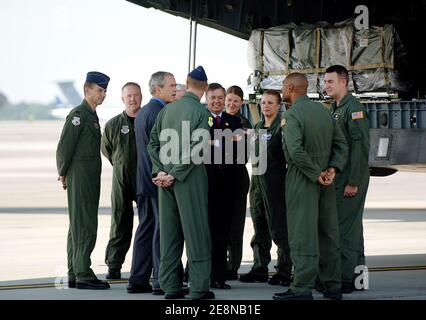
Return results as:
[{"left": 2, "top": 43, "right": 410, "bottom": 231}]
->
[{"left": 351, "top": 111, "right": 364, "bottom": 120}]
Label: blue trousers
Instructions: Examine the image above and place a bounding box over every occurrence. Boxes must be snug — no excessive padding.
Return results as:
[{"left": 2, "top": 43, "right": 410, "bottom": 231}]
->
[{"left": 129, "top": 194, "right": 160, "bottom": 289}]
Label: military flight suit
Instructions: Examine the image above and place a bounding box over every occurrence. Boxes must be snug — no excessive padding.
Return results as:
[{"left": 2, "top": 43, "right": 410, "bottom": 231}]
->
[
  {"left": 332, "top": 93, "right": 370, "bottom": 286},
  {"left": 56, "top": 99, "right": 102, "bottom": 281},
  {"left": 247, "top": 175, "right": 267, "bottom": 275},
  {"left": 283, "top": 96, "right": 348, "bottom": 294},
  {"left": 147, "top": 91, "right": 212, "bottom": 299},
  {"left": 101, "top": 111, "right": 137, "bottom": 272},
  {"left": 227, "top": 113, "right": 252, "bottom": 277},
  {"left": 248, "top": 115, "right": 292, "bottom": 279}
]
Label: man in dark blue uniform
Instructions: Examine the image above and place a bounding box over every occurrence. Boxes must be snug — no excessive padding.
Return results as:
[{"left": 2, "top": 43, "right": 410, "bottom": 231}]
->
[{"left": 127, "top": 71, "right": 177, "bottom": 294}]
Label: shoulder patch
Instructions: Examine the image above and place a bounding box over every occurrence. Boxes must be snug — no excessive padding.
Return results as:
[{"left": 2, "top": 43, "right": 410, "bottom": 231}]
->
[
  {"left": 71, "top": 116, "right": 80, "bottom": 126},
  {"left": 208, "top": 116, "right": 213, "bottom": 127},
  {"left": 351, "top": 111, "right": 364, "bottom": 120}
]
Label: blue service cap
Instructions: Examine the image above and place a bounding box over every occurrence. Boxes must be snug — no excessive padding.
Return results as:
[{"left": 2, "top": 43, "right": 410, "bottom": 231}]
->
[
  {"left": 86, "top": 71, "right": 110, "bottom": 89},
  {"left": 188, "top": 66, "right": 207, "bottom": 81}
]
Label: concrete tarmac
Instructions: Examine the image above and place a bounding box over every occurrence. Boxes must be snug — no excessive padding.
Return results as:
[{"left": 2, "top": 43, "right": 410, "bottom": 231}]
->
[{"left": 0, "top": 121, "right": 425, "bottom": 300}]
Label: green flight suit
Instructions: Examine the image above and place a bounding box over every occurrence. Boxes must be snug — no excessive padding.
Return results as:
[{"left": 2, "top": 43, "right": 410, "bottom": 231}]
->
[
  {"left": 147, "top": 91, "right": 212, "bottom": 299},
  {"left": 283, "top": 96, "right": 348, "bottom": 294},
  {"left": 227, "top": 113, "right": 252, "bottom": 275},
  {"left": 101, "top": 111, "right": 137, "bottom": 271},
  {"left": 332, "top": 93, "right": 370, "bottom": 285},
  {"left": 248, "top": 115, "right": 292, "bottom": 278},
  {"left": 56, "top": 99, "right": 102, "bottom": 281},
  {"left": 248, "top": 175, "right": 268, "bottom": 274}
]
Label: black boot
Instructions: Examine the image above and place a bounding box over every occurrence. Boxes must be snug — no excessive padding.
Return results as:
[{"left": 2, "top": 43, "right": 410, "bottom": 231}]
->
[
  {"left": 76, "top": 279, "right": 110, "bottom": 290},
  {"left": 106, "top": 269, "right": 121, "bottom": 280},
  {"left": 273, "top": 289, "right": 313, "bottom": 300}
]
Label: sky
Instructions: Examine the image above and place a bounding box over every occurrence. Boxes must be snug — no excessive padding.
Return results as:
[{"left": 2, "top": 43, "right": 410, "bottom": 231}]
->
[{"left": 0, "top": 0, "right": 252, "bottom": 106}]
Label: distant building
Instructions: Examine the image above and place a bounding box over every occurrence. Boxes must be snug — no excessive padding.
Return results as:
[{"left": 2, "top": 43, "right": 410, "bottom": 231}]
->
[{"left": 0, "top": 91, "right": 9, "bottom": 109}]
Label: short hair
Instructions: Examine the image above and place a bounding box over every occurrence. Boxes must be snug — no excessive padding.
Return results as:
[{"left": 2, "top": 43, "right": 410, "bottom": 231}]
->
[
  {"left": 207, "top": 83, "right": 226, "bottom": 95},
  {"left": 262, "top": 89, "right": 281, "bottom": 104},
  {"left": 325, "top": 65, "right": 349, "bottom": 85},
  {"left": 122, "top": 82, "right": 141, "bottom": 92},
  {"left": 226, "top": 85, "right": 244, "bottom": 100},
  {"left": 83, "top": 82, "right": 94, "bottom": 95},
  {"left": 149, "top": 71, "right": 174, "bottom": 95},
  {"left": 186, "top": 77, "right": 207, "bottom": 90},
  {"left": 176, "top": 83, "right": 186, "bottom": 91}
]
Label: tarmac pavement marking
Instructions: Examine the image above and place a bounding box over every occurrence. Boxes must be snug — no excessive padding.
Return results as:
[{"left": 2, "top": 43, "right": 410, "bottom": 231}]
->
[{"left": 2, "top": 265, "right": 426, "bottom": 291}]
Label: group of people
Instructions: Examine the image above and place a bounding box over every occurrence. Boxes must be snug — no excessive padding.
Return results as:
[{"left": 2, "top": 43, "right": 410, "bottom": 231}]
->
[{"left": 56, "top": 64, "right": 370, "bottom": 300}]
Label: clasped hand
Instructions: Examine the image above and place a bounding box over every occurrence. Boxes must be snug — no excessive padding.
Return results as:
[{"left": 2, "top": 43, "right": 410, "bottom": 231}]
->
[
  {"left": 152, "top": 171, "right": 175, "bottom": 188},
  {"left": 317, "top": 168, "right": 335, "bottom": 186}
]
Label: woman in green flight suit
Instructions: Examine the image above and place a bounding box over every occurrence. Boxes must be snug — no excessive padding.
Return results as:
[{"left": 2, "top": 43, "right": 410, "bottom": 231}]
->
[{"left": 240, "top": 90, "right": 292, "bottom": 285}]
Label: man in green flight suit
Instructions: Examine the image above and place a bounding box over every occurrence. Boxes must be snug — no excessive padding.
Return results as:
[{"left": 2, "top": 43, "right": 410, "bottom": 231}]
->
[
  {"left": 274, "top": 73, "right": 348, "bottom": 300},
  {"left": 324, "top": 65, "right": 370, "bottom": 293},
  {"left": 56, "top": 71, "right": 111, "bottom": 290},
  {"left": 102, "top": 82, "right": 142, "bottom": 279},
  {"left": 147, "top": 66, "right": 215, "bottom": 300}
]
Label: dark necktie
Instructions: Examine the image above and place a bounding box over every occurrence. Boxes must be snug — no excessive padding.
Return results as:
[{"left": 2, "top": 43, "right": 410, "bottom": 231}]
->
[{"left": 216, "top": 115, "right": 221, "bottom": 127}]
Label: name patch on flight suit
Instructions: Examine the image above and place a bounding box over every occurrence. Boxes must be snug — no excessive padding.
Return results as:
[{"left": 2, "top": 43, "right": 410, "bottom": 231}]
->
[
  {"left": 121, "top": 125, "right": 130, "bottom": 134},
  {"left": 72, "top": 117, "right": 80, "bottom": 126},
  {"left": 351, "top": 111, "right": 364, "bottom": 120}
]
